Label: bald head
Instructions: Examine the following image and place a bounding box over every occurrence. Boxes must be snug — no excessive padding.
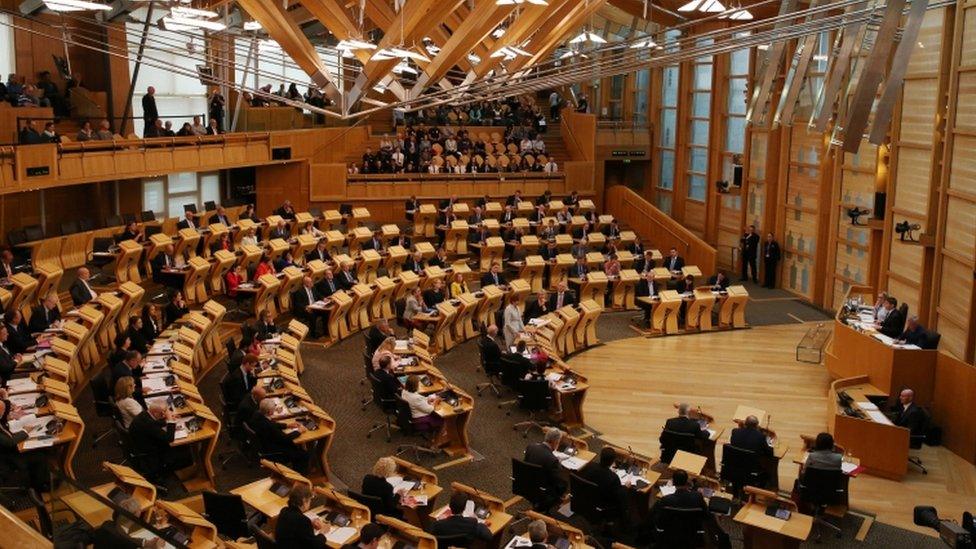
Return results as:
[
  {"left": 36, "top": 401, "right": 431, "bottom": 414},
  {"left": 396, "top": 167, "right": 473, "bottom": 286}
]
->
[
  {"left": 899, "top": 389, "right": 914, "bottom": 406},
  {"left": 677, "top": 403, "right": 690, "bottom": 417}
]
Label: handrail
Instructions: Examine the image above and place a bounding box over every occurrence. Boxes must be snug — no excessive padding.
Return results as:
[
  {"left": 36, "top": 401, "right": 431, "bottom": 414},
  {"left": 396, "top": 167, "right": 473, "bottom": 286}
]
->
[
  {"left": 347, "top": 172, "right": 564, "bottom": 183},
  {"left": 604, "top": 185, "right": 717, "bottom": 274},
  {"left": 56, "top": 132, "right": 269, "bottom": 155}
]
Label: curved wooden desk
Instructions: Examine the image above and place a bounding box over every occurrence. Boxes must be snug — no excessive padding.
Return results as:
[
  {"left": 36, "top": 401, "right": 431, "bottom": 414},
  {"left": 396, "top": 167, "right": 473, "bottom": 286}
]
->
[{"left": 828, "top": 376, "right": 909, "bottom": 480}]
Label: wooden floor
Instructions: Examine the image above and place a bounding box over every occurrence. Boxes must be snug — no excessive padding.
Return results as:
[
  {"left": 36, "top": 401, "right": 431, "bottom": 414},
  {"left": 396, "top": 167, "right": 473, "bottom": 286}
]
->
[{"left": 568, "top": 322, "right": 976, "bottom": 536}]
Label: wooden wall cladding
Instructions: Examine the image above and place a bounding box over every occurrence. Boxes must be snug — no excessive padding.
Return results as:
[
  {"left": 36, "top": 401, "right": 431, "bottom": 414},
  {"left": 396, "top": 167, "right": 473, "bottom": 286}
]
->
[
  {"left": 309, "top": 164, "right": 348, "bottom": 201},
  {"left": 931, "top": 353, "right": 976, "bottom": 464}
]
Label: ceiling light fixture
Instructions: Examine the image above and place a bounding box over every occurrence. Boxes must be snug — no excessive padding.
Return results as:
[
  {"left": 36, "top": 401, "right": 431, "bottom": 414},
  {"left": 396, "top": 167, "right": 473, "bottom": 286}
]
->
[
  {"left": 496, "top": 0, "right": 548, "bottom": 5},
  {"left": 243, "top": 21, "right": 262, "bottom": 31},
  {"left": 630, "top": 37, "right": 659, "bottom": 48},
  {"left": 569, "top": 30, "right": 607, "bottom": 44},
  {"left": 677, "top": 0, "right": 727, "bottom": 12},
  {"left": 718, "top": 8, "right": 754, "bottom": 19},
  {"left": 171, "top": 6, "right": 218, "bottom": 19},
  {"left": 161, "top": 15, "right": 226, "bottom": 31},
  {"left": 43, "top": 0, "right": 111, "bottom": 11}
]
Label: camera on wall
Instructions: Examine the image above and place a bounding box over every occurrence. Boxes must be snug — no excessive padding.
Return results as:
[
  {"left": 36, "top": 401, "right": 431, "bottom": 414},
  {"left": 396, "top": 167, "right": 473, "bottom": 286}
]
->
[{"left": 914, "top": 506, "right": 974, "bottom": 548}]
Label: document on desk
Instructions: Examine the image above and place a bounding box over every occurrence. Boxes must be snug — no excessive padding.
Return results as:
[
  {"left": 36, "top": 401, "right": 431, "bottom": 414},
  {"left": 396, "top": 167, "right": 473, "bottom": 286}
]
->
[
  {"left": 554, "top": 453, "right": 587, "bottom": 471},
  {"left": 505, "top": 536, "right": 533, "bottom": 549},
  {"left": 325, "top": 526, "right": 357, "bottom": 545},
  {"left": 872, "top": 333, "right": 896, "bottom": 346},
  {"left": 22, "top": 438, "right": 55, "bottom": 450},
  {"left": 841, "top": 461, "right": 859, "bottom": 475},
  {"left": 856, "top": 401, "right": 879, "bottom": 411},
  {"left": 865, "top": 410, "right": 894, "bottom": 425},
  {"left": 395, "top": 340, "right": 410, "bottom": 352},
  {"left": 142, "top": 377, "right": 171, "bottom": 394},
  {"left": 7, "top": 378, "right": 38, "bottom": 392},
  {"left": 385, "top": 476, "right": 417, "bottom": 494},
  {"left": 658, "top": 484, "right": 676, "bottom": 496}
]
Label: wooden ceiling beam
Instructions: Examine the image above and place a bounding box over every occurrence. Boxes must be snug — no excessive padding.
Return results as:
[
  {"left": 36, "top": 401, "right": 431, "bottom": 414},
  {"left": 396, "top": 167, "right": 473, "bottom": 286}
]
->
[
  {"left": 509, "top": 0, "right": 608, "bottom": 72},
  {"left": 471, "top": 1, "right": 569, "bottom": 80}
]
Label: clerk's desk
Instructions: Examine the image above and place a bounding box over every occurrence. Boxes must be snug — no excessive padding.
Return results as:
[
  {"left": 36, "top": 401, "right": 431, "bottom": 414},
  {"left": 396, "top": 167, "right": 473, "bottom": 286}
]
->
[
  {"left": 825, "top": 286, "right": 936, "bottom": 405},
  {"left": 829, "top": 376, "right": 909, "bottom": 480},
  {"left": 734, "top": 486, "right": 812, "bottom": 549}
]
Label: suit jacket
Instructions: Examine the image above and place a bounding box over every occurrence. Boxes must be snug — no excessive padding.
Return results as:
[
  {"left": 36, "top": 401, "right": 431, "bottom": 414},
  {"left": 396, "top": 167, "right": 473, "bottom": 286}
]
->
[
  {"left": 805, "top": 449, "right": 842, "bottom": 471},
  {"left": 480, "top": 272, "right": 506, "bottom": 288},
  {"left": 317, "top": 277, "right": 339, "bottom": 298},
  {"left": 570, "top": 264, "right": 588, "bottom": 279},
  {"left": 654, "top": 489, "right": 707, "bottom": 514},
  {"left": 729, "top": 427, "right": 773, "bottom": 456},
  {"left": 580, "top": 462, "right": 626, "bottom": 511},
  {"left": 337, "top": 270, "right": 358, "bottom": 290},
  {"left": 152, "top": 253, "right": 177, "bottom": 282},
  {"left": 165, "top": 302, "right": 189, "bottom": 326},
  {"left": 209, "top": 213, "right": 231, "bottom": 226},
  {"left": 268, "top": 228, "right": 289, "bottom": 240},
  {"left": 548, "top": 291, "right": 576, "bottom": 310},
  {"left": 879, "top": 308, "right": 905, "bottom": 338},
  {"left": 225, "top": 367, "right": 256, "bottom": 407},
  {"left": 636, "top": 280, "right": 658, "bottom": 298},
  {"left": 524, "top": 300, "right": 550, "bottom": 322},
  {"left": 707, "top": 275, "right": 730, "bottom": 290},
  {"left": 69, "top": 278, "right": 97, "bottom": 306},
  {"left": 176, "top": 218, "right": 196, "bottom": 230},
  {"left": 256, "top": 321, "right": 278, "bottom": 341},
  {"left": 236, "top": 395, "right": 260, "bottom": 430},
  {"left": 524, "top": 442, "right": 562, "bottom": 491},
  {"left": 404, "top": 258, "right": 426, "bottom": 274},
  {"left": 893, "top": 402, "right": 926, "bottom": 435},
  {"left": 663, "top": 255, "right": 685, "bottom": 272},
  {"left": 128, "top": 410, "right": 175, "bottom": 456},
  {"left": 275, "top": 505, "right": 327, "bottom": 549},
  {"left": 92, "top": 521, "right": 142, "bottom": 549},
  {"left": 663, "top": 416, "right": 708, "bottom": 439},
  {"left": 4, "top": 321, "right": 35, "bottom": 354},
  {"left": 362, "top": 473, "right": 400, "bottom": 517},
  {"left": 404, "top": 199, "right": 420, "bottom": 220},
  {"left": 0, "top": 345, "right": 17, "bottom": 382},
  {"left": 430, "top": 515, "right": 493, "bottom": 541},
  {"left": 900, "top": 325, "right": 927, "bottom": 347},
  {"left": 478, "top": 336, "right": 502, "bottom": 369},
  {"left": 292, "top": 286, "right": 323, "bottom": 313},
  {"left": 125, "top": 326, "right": 150, "bottom": 355},
  {"left": 28, "top": 305, "right": 60, "bottom": 333},
  {"left": 373, "top": 368, "right": 402, "bottom": 399},
  {"left": 306, "top": 248, "right": 331, "bottom": 263},
  {"left": 366, "top": 326, "right": 387, "bottom": 355},
  {"left": 423, "top": 289, "right": 445, "bottom": 308},
  {"left": 740, "top": 232, "right": 760, "bottom": 258},
  {"left": 250, "top": 413, "right": 301, "bottom": 455},
  {"left": 763, "top": 241, "right": 781, "bottom": 262}
]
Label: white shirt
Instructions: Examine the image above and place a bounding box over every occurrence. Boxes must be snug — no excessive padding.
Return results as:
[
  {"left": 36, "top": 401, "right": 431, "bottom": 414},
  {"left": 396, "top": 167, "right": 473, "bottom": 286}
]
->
[
  {"left": 402, "top": 390, "right": 434, "bottom": 418},
  {"left": 81, "top": 279, "right": 97, "bottom": 300},
  {"left": 117, "top": 397, "right": 143, "bottom": 428},
  {"left": 543, "top": 161, "right": 558, "bottom": 173}
]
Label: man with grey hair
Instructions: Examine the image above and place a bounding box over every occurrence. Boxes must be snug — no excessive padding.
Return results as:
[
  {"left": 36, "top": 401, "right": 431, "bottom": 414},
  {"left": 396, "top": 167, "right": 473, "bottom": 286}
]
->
[
  {"left": 249, "top": 397, "right": 309, "bottom": 473},
  {"left": 524, "top": 427, "right": 566, "bottom": 505},
  {"left": 526, "top": 519, "right": 548, "bottom": 548},
  {"left": 661, "top": 402, "right": 708, "bottom": 462},
  {"left": 93, "top": 496, "right": 165, "bottom": 547},
  {"left": 897, "top": 315, "right": 927, "bottom": 347},
  {"left": 730, "top": 414, "right": 773, "bottom": 456},
  {"left": 128, "top": 402, "right": 192, "bottom": 482}
]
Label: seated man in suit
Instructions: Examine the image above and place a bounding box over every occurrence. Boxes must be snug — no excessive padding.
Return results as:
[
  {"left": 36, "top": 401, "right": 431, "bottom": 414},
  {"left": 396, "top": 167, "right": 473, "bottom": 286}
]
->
[
  {"left": 897, "top": 315, "right": 927, "bottom": 347},
  {"left": 480, "top": 263, "right": 507, "bottom": 288},
  {"left": 28, "top": 293, "right": 61, "bottom": 334},
  {"left": 275, "top": 484, "right": 328, "bottom": 548},
  {"left": 635, "top": 272, "right": 658, "bottom": 324},
  {"left": 729, "top": 415, "right": 773, "bottom": 456},
  {"left": 661, "top": 403, "right": 708, "bottom": 461},
  {"left": 0, "top": 325, "right": 20, "bottom": 383},
  {"left": 663, "top": 247, "right": 685, "bottom": 273},
  {"left": 403, "top": 251, "right": 427, "bottom": 275},
  {"left": 92, "top": 496, "right": 159, "bottom": 548},
  {"left": 255, "top": 309, "right": 278, "bottom": 341},
  {"left": 524, "top": 427, "right": 567, "bottom": 503},
  {"left": 478, "top": 324, "right": 503, "bottom": 371},
  {"left": 524, "top": 292, "right": 552, "bottom": 323},
  {"left": 292, "top": 276, "right": 326, "bottom": 338},
  {"left": 430, "top": 491, "right": 493, "bottom": 542},
  {"left": 250, "top": 398, "right": 310, "bottom": 473},
  {"left": 707, "top": 271, "right": 731, "bottom": 291},
  {"left": 569, "top": 256, "right": 588, "bottom": 280},
  {"left": 111, "top": 350, "right": 143, "bottom": 391},
  {"left": 506, "top": 190, "right": 523, "bottom": 206},
  {"left": 317, "top": 270, "right": 340, "bottom": 298},
  {"left": 580, "top": 447, "right": 628, "bottom": 516},
  {"left": 404, "top": 196, "right": 419, "bottom": 221},
  {"left": 128, "top": 403, "right": 193, "bottom": 482},
  {"left": 209, "top": 206, "right": 232, "bottom": 226},
  {"left": 236, "top": 385, "right": 266, "bottom": 434},
  {"left": 306, "top": 240, "right": 331, "bottom": 263},
  {"left": 366, "top": 318, "right": 395, "bottom": 355},
  {"left": 650, "top": 470, "right": 707, "bottom": 527},
  {"left": 151, "top": 244, "right": 184, "bottom": 289},
  {"left": 364, "top": 231, "right": 385, "bottom": 252},
  {"left": 274, "top": 200, "right": 297, "bottom": 220},
  {"left": 341, "top": 523, "right": 385, "bottom": 549},
  {"left": 634, "top": 249, "right": 657, "bottom": 274},
  {"left": 268, "top": 219, "right": 290, "bottom": 240},
  {"left": 423, "top": 278, "right": 447, "bottom": 308},
  {"left": 225, "top": 353, "right": 259, "bottom": 408},
  {"left": 892, "top": 388, "right": 926, "bottom": 436},
  {"left": 548, "top": 281, "right": 576, "bottom": 310},
  {"left": 70, "top": 266, "right": 99, "bottom": 306},
  {"left": 4, "top": 310, "right": 35, "bottom": 354},
  {"left": 875, "top": 296, "right": 904, "bottom": 337},
  {"left": 176, "top": 210, "right": 197, "bottom": 230}
]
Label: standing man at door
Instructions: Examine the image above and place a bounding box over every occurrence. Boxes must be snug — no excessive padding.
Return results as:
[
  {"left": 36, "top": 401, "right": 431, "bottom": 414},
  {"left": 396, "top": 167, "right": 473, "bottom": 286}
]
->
[
  {"left": 762, "top": 233, "right": 782, "bottom": 289},
  {"left": 739, "top": 225, "right": 760, "bottom": 283}
]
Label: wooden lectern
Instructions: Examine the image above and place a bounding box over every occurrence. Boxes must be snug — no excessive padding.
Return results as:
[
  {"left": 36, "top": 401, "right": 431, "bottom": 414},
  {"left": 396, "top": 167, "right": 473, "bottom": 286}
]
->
[
  {"left": 520, "top": 256, "right": 546, "bottom": 293},
  {"left": 550, "top": 254, "right": 575, "bottom": 290},
  {"left": 612, "top": 269, "right": 640, "bottom": 310},
  {"left": 653, "top": 290, "right": 682, "bottom": 334},
  {"left": 445, "top": 220, "right": 470, "bottom": 255},
  {"left": 686, "top": 288, "right": 716, "bottom": 331},
  {"left": 326, "top": 290, "right": 352, "bottom": 342},
  {"left": 576, "top": 299, "right": 602, "bottom": 349},
  {"left": 480, "top": 237, "right": 505, "bottom": 271},
  {"left": 719, "top": 285, "right": 749, "bottom": 328},
  {"left": 358, "top": 249, "right": 381, "bottom": 283},
  {"left": 386, "top": 245, "right": 408, "bottom": 277},
  {"left": 116, "top": 240, "right": 143, "bottom": 284},
  {"left": 576, "top": 272, "right": 608, "bottom": 309},
  {"left": 415, "top": 204, "right": 437, "bottom": 237},
  {"left": 346, "top": 283, "right": 374, "bottom": 333}
]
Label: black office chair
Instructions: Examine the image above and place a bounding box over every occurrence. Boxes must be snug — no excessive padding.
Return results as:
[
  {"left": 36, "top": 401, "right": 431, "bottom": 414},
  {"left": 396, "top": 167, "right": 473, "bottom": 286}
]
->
[
  {"left": 434, "top": 533, "right": 474, "bottom": 548},
  {"left": 217, "top": 373, "right": 247, "bottom": 469},
  {"left": 243, "top": 422, "right": 288, "bottom": 464},
  {"left": 115, "top": 419, "right": 169, "bottom": 496},
  {"left": 569, "top": 473, "right": 617, "bottom": 534},
  {"left": 654, "top": 506, "right": 707, "bottom": 548},
  {"left": 89, "top": 369, "right": 117, "bottom": 449},
  {"left": 360, "top": 351, "right": 374, "bottom": 409},
  {"left": 797, "top": 467, "right": 846, "bottom": 540},
  {"left": 908, "top": 409, "right": 931, "bottom": 474},
  {"left": 366, "top": 373, "right": 399, "bottom": 441},
  {"left": 248, "top": 519, "right": 278, "bottom": 549},
  {"left": 347, "top": 489, "right": 385, "bottom": 520},
  {"left": 476, "top": 339, "right": 503, "bottom": 397},
  {"left": 27, "top": 489, "right": 53, "bottom": 540},
  {"left": 719, "top": 444, "right": 764, "bottom": 497},
  {"left": 203, "top": 491, "right": 250, "bottom": 540},
  {"left": 512, "top": 377, "right": 552, "bottom": 437},
  {"left": 660, "top": 430, "right": 699, "bottom": 463},
  {"left": 511, "top": 458, "right": 555, "bottom": 511},
  {"left": 393, "top": 397, "right": 439, "bottom": 460},
  {"left": 921, "top": 330, "right": 941, "bottom": 350},
  {"left": 499, "top": 354, "right": 529, "bottom": 389}
]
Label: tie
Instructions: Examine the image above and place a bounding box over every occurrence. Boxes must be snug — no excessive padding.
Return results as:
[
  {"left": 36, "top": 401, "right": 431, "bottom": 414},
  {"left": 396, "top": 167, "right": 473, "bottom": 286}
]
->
[
  {"left": 307, "top": 288, "right": 314, "bottom": 303},
  {"left": 493, "top": 274, "right": 498, "bottom": 284},
  {"left": 557, "top": 294, "right": 563, "bottom": 308},
  {"left": 329, "top": 280, "right": 335, "bottom": 292},
  {"left": 243, "top": 372, "right": 249, "bottom": 390}
]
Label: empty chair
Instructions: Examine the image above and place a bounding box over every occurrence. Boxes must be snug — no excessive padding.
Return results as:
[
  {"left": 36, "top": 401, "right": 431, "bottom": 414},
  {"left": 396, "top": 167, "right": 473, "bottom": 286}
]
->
[
  {"left": 720, "top": 444, "right": 765, "bottom": 496},
  {"left": 660, "top": 429, "right": 700, "bottom": 463},
  {"left": 512, "top": 377, "right": 551, "bottom": 437},
  {"left": 203, "top": 491, "right": 250, "bottom": 540},
  {"left": 511, "top": 458, "right": 556, "bottom": 511},
  {"left": 654, "top": 506, "right": 707, "bottom": 548},
  {"left": 569, "top": 473, "right": 618, "bottom": 533}
]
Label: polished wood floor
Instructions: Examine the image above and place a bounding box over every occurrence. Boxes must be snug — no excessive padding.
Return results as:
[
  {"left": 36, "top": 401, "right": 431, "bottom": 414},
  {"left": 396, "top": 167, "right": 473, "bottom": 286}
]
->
[{"left": 568, "top": 322, "right": 976, "bottom": 536}]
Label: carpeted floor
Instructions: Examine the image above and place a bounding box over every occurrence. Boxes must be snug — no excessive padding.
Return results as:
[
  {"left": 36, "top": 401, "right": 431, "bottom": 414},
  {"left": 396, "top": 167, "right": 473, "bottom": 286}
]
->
[{"left": 61, "top": 286, "right": 944, "bottom": 547}]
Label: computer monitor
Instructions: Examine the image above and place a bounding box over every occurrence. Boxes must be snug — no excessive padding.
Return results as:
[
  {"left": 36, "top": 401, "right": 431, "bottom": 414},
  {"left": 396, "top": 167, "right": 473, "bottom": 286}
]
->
[
  {"left": 145, "top": 225, "right": 163, "bottom": 237},
  {"left": 92, "top": 237, "right": 113, "bottom": 253},
  {"left": 204, "top": 201, "right": 217, "bottom": 212},
  {"left": 24, "top": 225, "right": 44, "bottom": 242},
  {"left": 184, "top": 204, "right": 198, "bottom": 214},
  {"left": 339, "top": 204, "right": 353, "bottom": 215},
  {"left": 309, "top": 207, "right": 322, "bottom": 218},
  {"left": 140, "top": 210, "right": 156, "bottom": 222}
]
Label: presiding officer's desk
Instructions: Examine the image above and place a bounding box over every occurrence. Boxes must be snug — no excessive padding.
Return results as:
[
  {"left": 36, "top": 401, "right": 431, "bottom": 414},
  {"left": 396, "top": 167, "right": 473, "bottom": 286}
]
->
[
  {"left": 829, "top": 376, "right": 909, "bottom": 480},
  {"left": 825, "top": 285, "right": 937, "bottom": 404}
]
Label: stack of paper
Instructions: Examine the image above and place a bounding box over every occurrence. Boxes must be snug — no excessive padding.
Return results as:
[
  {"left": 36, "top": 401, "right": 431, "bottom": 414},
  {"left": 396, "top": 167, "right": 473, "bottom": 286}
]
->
[
  {"left": 865, "top": 410, "right": 894, "bottom": 425},
  {"left": 395, "top": 340, "right": 410, "bottom": 352},
  {"left": 505, "top": 536, "right": 533, "bottom": 549},
  {"left": 142, "top": 377, "right": 171, "bottom": 393},
  {"left": 7, "top": 378, "right": 38, "bottom": 392},
  {"left": 386, "top": 476, "right": 417, "bottom": 494},
  {"left": 22, "top": 438, "right": 55, "bottom": 450},
  {"left": 8, "top": 414, "right": 37, "bottom": 434},
  {"left": 841, "top": 462, "right": 858, "bottom": 474},
  {"left": 658, "top": 483, "right": 676, "bottom": 496}
]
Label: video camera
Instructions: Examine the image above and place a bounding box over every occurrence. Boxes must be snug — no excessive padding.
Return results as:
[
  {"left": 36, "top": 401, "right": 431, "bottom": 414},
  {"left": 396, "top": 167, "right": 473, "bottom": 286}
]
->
[{"left": 914, "top": 506, "right": 974, "bottom": 548}]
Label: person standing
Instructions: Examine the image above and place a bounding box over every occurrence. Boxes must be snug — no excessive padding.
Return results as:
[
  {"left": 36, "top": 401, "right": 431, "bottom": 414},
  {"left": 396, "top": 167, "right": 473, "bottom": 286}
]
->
[
  {"left": 209, "top": 90, "right": 225, "bottom": 132},
  {"left": 141, "top": 86, "right": 158, "bottom": 129},
  {"left": 739, "top": 225, "right": 760, "bottom": 283},
  {"left": 549, "top": 90, "right": 561, "bottom": 121},
  {"left": 762, "top": 232, "right": 781, "bottom": 289}
]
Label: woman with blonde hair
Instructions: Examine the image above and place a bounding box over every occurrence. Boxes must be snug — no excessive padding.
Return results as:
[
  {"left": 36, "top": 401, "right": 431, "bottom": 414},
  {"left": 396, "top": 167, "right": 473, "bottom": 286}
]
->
[
  {"left": 371, "top": 336, "right": 397, "bottom": 371},
  {"left": 449, "top": 272, "right": 468, "bottom": 298},
  {"left": 114, "top": 376, "right": 143, "bottom": 428},
  {"left": 362, "top": 456, "right": 405, "bottom": 518}
]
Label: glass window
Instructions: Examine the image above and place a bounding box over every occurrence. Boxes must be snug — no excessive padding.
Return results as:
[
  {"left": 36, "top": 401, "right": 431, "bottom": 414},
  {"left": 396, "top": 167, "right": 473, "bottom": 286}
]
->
[
  {"left": 656, "top": 193, "right": 673, "bottom": 214},
  {"left": 694, "top": 64, "right": 713, "bottom": 89},
  {"left": 731, "top": 48, "right": 750, "bottom": 75},
  {"left": 688, "top": 174, "right": 707, "bottom": 201},
  {"left": 659, "top": 151, "right": 675, "bottom": 190},
  {"left": 200, "top": 173, "right": 221, "bottom": 206},
  {"left": 726, "top": 117, "right": 746, "bottom": 153},
  {"left": 0, "top": 14, "right": 13, "bottom": 79},
  {"left": 610, "top": 75, "right": 625, "bottom": 100},
  {"left": 691, "top": 120, "right": 709, "bottom": 146},
  {"left": 661, "top": 109, "right": 677, "bottom": 147},
  {"left": 728, "top": 77, "right": 748, "bottom": 114},
  {"left": 692, "top": 92, "right": 710, "bottom": 117},
  {"left": 168, "top": 173, "right": 197, "bottom": 194},
  {"left": 143, "top": 179, "right": 165, "bottom": 218},
  {"left": 662, "top": 66, "right": 679, "bottom": 107},
  {"left": 689, "top": 147, "right": 708, "bottom": 173}
]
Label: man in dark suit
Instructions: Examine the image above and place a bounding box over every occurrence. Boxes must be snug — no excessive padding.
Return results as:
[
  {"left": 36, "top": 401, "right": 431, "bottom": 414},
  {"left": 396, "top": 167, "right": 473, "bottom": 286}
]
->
[
  {"left": 0, "top": 249, "right": 16, "bottom": 279},
  {"left": 898, "top": 316, "right": 928, "bottom": 347},
  {"left": 251, "top": 398, "right": 310, "bottom": 473},
  {"left": 506, "top": 190, "right": 523, "bottom": 206},
  {"left": 317, "top": 270, "right": 340, "bottom": 298},
  {"left": 501, "top": 206, "right": 516, "bottom": 224},
  {"left": 28, "top": 293, "right": 61, "bottom": 333},
  {"left": 707, "top": 271, "right": 731, "bottom": 291},
  {"left": 274, "top": 200, "right": 297, "bottom": 221},
  {"left": 4, "top": 310, "right": 35, "bottom": 354},
  {"left": 306, "top": 240, "right": 331, "bottom": 264},
  {"left": 602, "top": 219, "right": 621, "bottom": 239},
  {"left": 404, "top": 195, "right": 420, "bottom": 221},
  {"left": 128, "top": 403, "right": 193, "bottom": 482},
  {"left": 635, "top": 273, "right": 658, "bottom": 324},
  {"left": 729, "top": 415, "right": 773, "bottom": 456},
  {"left": 480, "top": 263, "right": 506, "bottom": 288},
  {"left": 275, "top": 485, "right": 328, "bottom": 548},
  {"left": 524, "top": 427, "right": 567, "bottom": 500},
  {"left": 650, "top": 470, "right": 707, "bottom": 529},
  {"left": 423, "top": 279, "right": 446, "bottom": 308},
  {"left": 570, "top": 256, "right": 588, "bottom": 279},
  {"left": 141, "top": 86, "right": 158, "bottom": 128},
  {"left": 663, "top": 403, "right": 708, "bottom": 439},
  {"left": 366, "top": 319, "right": 394, "bottom": 355},
  {"left": 876, "top": 296, "right": 904, "bottom": 337},
  {"left": 478, "top": 325, "right": 503, "bottom": 372},
  {"left": 151, "top": 244, "right": 183, "bottom": 289},
  {"left": 547, "top": 282, "right": 576, "bottom": 310},
  {"left": 762, "top": 233, "right": 781, "bottom": 289},
  {"left": 740, "top": 225, "right": 760, "bottom": 283},
  {"left": 403, "top": 252, "right": 426, "bottom": 275},
  {"left": 429, "top": 491, "right": 493, "bottom": 542},
  {"left": 236, "top": 385, "right": 266, "bottom": 432},
  {"left": 373, "top": 355, "right": 403, "bottom": 397},
  {"left": 225, "top": 354, "right": 259, "bottom": 407},
  {"left": 635, "top": 250, "right": 656, "bottom": 274},
  {"left": 124, "top": 315, "right": 150, "bottom": 355},
  {"left": 0, "top": 325, "right": 19, "bottom": 383},
  {"left": 337, "top": 262, "right": 358, "bottom": 290},
  {"left": 468, "top": 206, "right": 485, "bottom": 225},
  {"left": 364, "top": 231, "right": 385, "bottom": 252},
  {"left": 255, "top": 310, "right": 278, "bottom": 341},
  {"left": 268, "top": 220, "right": 289, "bottom": 240},
  {"left": 209, "top": 206, "right": 232, "bottom": 226},
  {"left": 892, "top": 388, "right": 926, "bottom": 435},
  {"left": 293, "top": 276, "right": 326, "bottom": 338},
  {"left": 523, "top": 292, "right": 551, "bottom": 323},
  {"left": 663, "top": 248, "right": 685, "bottom": 272},
  {"left": 111, "top": 350, "right": 144, "bottom": 391},
  {"left": 70, "top": 266, "right": 99, "bottom": 306},
  {"left": 176, "top": 211, "right": 197, "bottom": 230},
  {"left": 580, "top": 447, "right": 627, "bottom": 516},
  {"left": 92, "top": 497, "right": 147, "bottom": 549}
]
